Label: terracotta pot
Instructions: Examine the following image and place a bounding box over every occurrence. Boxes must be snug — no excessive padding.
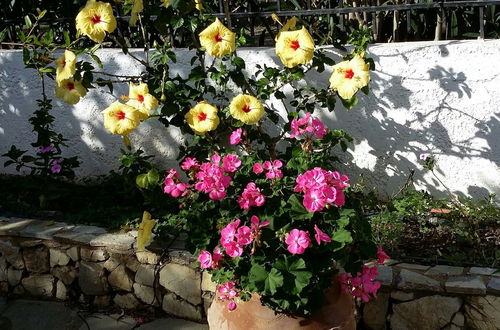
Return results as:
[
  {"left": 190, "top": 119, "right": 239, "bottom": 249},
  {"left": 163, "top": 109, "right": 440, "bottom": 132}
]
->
[{"left": 207, "top": 282, "right": 355, "bottom": 330}]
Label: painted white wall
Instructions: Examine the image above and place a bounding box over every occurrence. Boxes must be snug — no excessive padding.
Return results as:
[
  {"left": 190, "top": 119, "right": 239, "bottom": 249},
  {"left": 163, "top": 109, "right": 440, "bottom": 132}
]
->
[{"left": 1, "top": 40, "right": 499, "bottom": 201}]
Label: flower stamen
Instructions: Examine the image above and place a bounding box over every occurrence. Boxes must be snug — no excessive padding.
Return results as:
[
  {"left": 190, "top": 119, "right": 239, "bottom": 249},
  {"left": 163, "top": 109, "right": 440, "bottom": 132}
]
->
[
  {"left": 116, "top": 110, "right": 126, "bottom": 120},
  {"left": 242, "top": 105, "right": 251, "bottom": 113},
  {"left": 91, "top": 14, "right": 101, "bottom": 25},
  {"left": 344, "top": 69, "right": 355, "bottom": 79},
  {"left": 214, "top": 33, "right": 223, "bottom": 43},
  {"left": 198, "top": 112, "right": 207, "bottom": 121},
  {"left": 290, "top": 40, "right": 300, "bottom": 51}
]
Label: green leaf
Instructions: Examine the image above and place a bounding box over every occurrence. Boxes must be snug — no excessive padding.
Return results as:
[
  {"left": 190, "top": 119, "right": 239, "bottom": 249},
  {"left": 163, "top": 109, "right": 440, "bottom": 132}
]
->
[
  {"left": 332, "top": 229, "right": 352, "bottom": 244},
  {"left": 248, "top": 264, "right": 283, "bottom": 295},
  {"left": 135, "top": 173, "right": 149, "bottom": 188},
  {"left": 24, "top": 15, "right": 33, "bottom": 28},
  {"left": 289, "top": 270, "right": 312, "bottom": 294},
  {"left": 265, "top": 268, "right": 284, "bottom": 295},
  {"left": 288, "top": 195, "right": 314, "bottom": 220},
  {"left": 147, "top": 169, "right": 160, "bottom": 185},
  {"left": 340, "top": 95, "right": 358, "bottom": 110}
]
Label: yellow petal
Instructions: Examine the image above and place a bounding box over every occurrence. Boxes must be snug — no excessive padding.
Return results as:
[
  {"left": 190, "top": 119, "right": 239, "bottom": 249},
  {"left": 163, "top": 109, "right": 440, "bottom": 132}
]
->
[
  {"left": 137, "top": 211, "right": 156, "bottom": 252},
  {"left": 199, "top": 18, "right": 236, "bottom": 58},
  {"left": 329, "top": 55, "right": 370, "bottom": 100},
  {"left": 185, "top": 101, "right": 220, "bottom": 134},
  {"left": 55, "top": 50, "right": 76, "bottom": 85},
  {"left": 101, "top": 101, "right": 142, "bottom": 135},
  {"left": 275, "top": 27, "right": 314, "bottom": 68},
  {"left": 229, "top": 94, "right": 265, "bottom": 125},
  {"left": 129, "top": 0, "right": 143, "bottom": 26},
  {"left": 55, "top": 78, "right": 87, "bottom": 104},
  {"left": 76, "top": 0, "right": 117, "bottom": 42},
  {"left": 163, "top": 0, "right": 170, "bottom": 8},
  {"left": 275, "top": 16, "right": 297, "bottom": 41}
]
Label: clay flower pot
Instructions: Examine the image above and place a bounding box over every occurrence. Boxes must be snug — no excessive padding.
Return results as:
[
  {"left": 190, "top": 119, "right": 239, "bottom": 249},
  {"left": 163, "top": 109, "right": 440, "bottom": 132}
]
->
[{"left": 207, "top": 282, "right": 355, "bottom": 330}]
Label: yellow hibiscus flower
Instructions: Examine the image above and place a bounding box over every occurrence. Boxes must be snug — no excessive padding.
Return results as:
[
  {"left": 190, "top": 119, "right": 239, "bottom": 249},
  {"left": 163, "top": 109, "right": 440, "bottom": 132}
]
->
[
  {"left": 273, "top": 16, "right": 298, "bottom": 41},
  {"left": 195, "top": 0, "right": 203, "bottom": 11},
  {"left": 129, "top": 0, "right": 143, "bottom": 26},
  {"left": 185, "top": 102, "right": 220, "bottom": 135},
  {"left": 275, "top": 26, "right": 315, "bottom": 68},
  {"left": 163, "top": 0, "right": 170, "bottom": 8},
  {"left": 55, "top": 79, "right": 87, "bottom": 104},
  {"left": 229, "top": 94, "right": 264, "bottom": 125},
  {"left": 55, "top": 50, "right": 76, "bottom": 86},
  {"left": 101, "top": 101, "right": 143, "bottom": 135},
  {"left": 199, "top": 18, "right": 236, "bottom": 58},
  {"left": 137, "top": 211, "right": 156, "bottom": 252},
  {"left": 125, "top": 82, "right": 158, "bottom": 119},
  {"left": 76, "top": 0, "right": 117, "bottom": 42},
  {"left": 329, "top": 55, "right": 370, "bottom": 100}
]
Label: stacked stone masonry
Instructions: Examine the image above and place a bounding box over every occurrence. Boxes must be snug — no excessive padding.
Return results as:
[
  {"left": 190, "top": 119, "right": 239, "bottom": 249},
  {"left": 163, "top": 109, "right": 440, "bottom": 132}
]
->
[{"left": 0, "top": 216, "right": 498, "bottom": 329}]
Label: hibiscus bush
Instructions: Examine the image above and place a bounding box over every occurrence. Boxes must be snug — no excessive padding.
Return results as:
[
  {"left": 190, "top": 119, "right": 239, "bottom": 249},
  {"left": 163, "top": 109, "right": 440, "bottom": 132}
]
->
[{"left": 8, "top": 0, "right": 388, "bottom": 316}]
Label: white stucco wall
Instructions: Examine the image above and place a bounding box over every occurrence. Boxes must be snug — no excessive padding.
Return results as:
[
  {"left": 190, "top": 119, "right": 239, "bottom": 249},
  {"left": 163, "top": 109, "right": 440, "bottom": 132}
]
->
[{"left": 1, "top": 40, "right": 499, "bottom": 201}]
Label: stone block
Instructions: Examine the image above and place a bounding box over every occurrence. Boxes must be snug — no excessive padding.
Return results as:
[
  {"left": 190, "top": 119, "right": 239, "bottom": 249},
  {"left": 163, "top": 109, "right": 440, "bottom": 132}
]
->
[
  {"left": 0, "top": 241, "right": 24, "bottom": 269},
  {"left": 93, "top": 295, "right": 112, "bottom": 309},
  {"left": 168, "top": 250, "right": 197, "bottom": 265},
  {"left": 19, "top": 239, "right": 44, "bottom": 247},
  {"left": 72, "top": 225, "right": 107, "bottom": 234},
  {"left": 202, "top": 272, "right": 217, "bottom": 292},
  {"left": 452, "top": 312, "right": 465, "bottom": 327},
  {"left": 66, "top": 246, "right": 79, "bottom": 262},
  {"left": 51, "top": 266, "right": 77, "bottom": 285},
  {"left": 0, "top": 219, "right": 36, "bottom": 236},
  {"left": 135, "top": 264, "right": 156, "bottom": 287},
  {"left": 125, "top": 256, "right": 140, "bottom": 272},
  {"left": 397, "top": 269, "right": 443, "bottom": 292},
  {"left": 202, "top": 291, "right": 214, "bottom": 316},
  {"left": 445, "top": 276, "right": 486, "bottom": 294},
  {"left": 363, "top": 292, "right": 389, "bottom": 330},
  {"left": 376, "top": 265, "right": 393, "bottom": 286},
  {"left": 159, "top": 263, "right": 202, "bottom": 305},
  {"left": 395, "top": 263, "right": 430, "bottom": 271},
  {"left": 19, "top": 221, "right": 70, "bottom": 239},
  {"left": 79, "top": 261, "right": 109, "bottom": 295},
  {"left": 424, "top": 265, "right": 464, "bottom": 276},
  {"left": 49, "top": 249, "right": 70, "bottom": 267},
  {"left": 103, "top": 257, "right": 120, "bottom": 272},
  {"left": 90, "top": 233, "right": 134, "bottom": 251},
  {"left": 53, "top": 231, "right": 96, "bottom": 245},
  {"left": 487, "top": 277, "right": 500, "bottom": 294},
  {"left": 465, "top": 295, "right": 500, "bottom": 330},
  {"left": 108, "top": 265, "right": 134, "bottom": 292},
  {"left": 133, "top": 283, "right": 160, "bottom": 306},
  {"left": 0, "top": 257, "right": 7, "bottom": 281},
  {"left": 113, "top": 293, "right": 141, "bottom": 309},
  {"left": 390, "top": 295, "right": 461, "bottom": 330},
  {"left": 390, "top": 291, "right": 414, "bottom": 302},
  {"left": 162, "top": 292, "right": 203, "bottom": 322},
  {"left": 81, "top": 247, "right": 109, "bottom": 262},
  {"left": 22, "top": 274, "right": 55, "bottom": 297},
  {"left": 136, "top": 251, "right": 160, "bottom": 264},
  {"left": 468, "top": 267, "right": 498, "bottom": 276},
  {"left": 0, "top": 282, "right": 8, "bottom": 293},
  {"left": 23, "top": 246, "right": 49, "bottom": 273},
  {"left": 7, "top": 267, "right": 23, "bottom": 286},
  {"left": 56, "top": 280, "right": 67, "bottom": 300}
]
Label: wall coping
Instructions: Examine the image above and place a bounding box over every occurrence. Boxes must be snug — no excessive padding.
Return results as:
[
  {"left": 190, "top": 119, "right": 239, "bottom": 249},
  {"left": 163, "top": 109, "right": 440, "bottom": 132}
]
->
[{"left": 1, "top": 216, "right": 498, "bottom": 296}]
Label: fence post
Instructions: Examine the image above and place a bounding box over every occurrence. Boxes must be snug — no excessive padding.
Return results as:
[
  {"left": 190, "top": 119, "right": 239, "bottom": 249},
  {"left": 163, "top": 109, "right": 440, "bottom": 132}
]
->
[{"left": 479, "top": 6, "right": 485, "bottom": 39}]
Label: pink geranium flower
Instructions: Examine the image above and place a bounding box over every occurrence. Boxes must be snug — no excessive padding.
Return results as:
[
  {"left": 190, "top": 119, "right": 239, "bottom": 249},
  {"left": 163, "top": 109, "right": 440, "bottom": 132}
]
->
[
  {"left": 377, "top": 246, "right": 390, "bottom": 264},
  {"left": 50, "top": 159, "right": 62, "bottom": 174},
  {"left": 40, "top": 145, "right": 55, "bottom": 153},
  {"left": 222, "top": 154, "right": 241, "bottom": 173},
  {"left": 229, "top": 128, "right": 244, "bottom": 145},
  {"left": 250, "top": 215, "right": 269, "bottom": 237},
  {"left": 237, "top": 183, "right": 266, "bottom": 210},
  {"left": 263, "top": 160, "right": 283, "bottom": 179},
  {"left": 338, "top": 266, "right": 381, "bottom": 302},
  {"left": 227, "top": 300, "right": 237, "bottom": 311},
  {"left": 290, "top": 113, "right": 327, "bottom": 140},
  {"left": 197, "top": 251, "right": 213, "bottom": 269},
  {"left": 181, "top": 157, "right": 199, "bottom": 171},
  {"left": 235, "top": 226, "right": 253, "bottom": 245},
  {"left": 220, "top": 219, "right": 241, "bottom": 245},
  {"left": 164, "top": 169, "right": 190, "bottom": 197},
  {"left": 253, "top": 162, "right": 264, "bottom": 174},
  {"left": 419, "top": 153, "right": 430, "bottom": 160},
  {"left": 285, "top": 229, "right": 310, "bottom": 255},
  {"left": 314, "top": 225, "right": 331, "bottom": 245},
  {"left": 224, "top": 241, "right": 243, "bottom": 258},
  {"left": 217, "top": 281, "right": 239, "bottom": 311}
]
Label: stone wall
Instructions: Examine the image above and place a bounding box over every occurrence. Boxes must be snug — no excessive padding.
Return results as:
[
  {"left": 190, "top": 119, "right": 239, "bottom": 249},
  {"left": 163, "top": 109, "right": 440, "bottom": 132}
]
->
[
  {"left": 0, "top": 216, "right": 498, "bottom": 329},
  {"left": 1, "top": 40, "right": 500, "bottom": 201}
]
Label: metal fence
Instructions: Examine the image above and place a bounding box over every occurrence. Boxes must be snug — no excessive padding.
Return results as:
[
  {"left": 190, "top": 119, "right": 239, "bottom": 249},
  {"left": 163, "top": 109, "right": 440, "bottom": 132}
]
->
[{"left": 1, "top": 0, "right": 500, "bottom": 46}]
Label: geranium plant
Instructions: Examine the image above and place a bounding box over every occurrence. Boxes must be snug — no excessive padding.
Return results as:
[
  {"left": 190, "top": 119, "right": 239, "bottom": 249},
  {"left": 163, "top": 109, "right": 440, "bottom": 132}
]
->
[{"left": 7, "top": 0, "right": 388, "bottom": 317}]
